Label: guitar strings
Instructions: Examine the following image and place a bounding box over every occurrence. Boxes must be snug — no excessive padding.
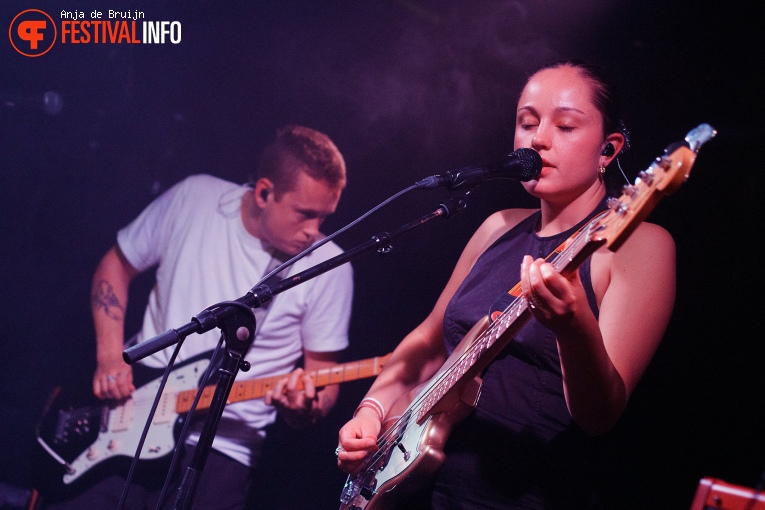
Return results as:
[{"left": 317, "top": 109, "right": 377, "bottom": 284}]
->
[{"left": 359, "top": 220, "right": 599, "bottom": 482}]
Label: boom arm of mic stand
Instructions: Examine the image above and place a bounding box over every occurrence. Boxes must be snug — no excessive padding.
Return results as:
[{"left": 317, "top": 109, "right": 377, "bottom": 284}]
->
[{"left": 122, "top": 195, "right": 468, "bottom": 365}]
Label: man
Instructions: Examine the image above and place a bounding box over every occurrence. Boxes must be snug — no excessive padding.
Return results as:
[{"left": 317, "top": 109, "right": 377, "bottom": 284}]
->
[{"left": 43, "top": 125, "right": 353, "bottom": 509}]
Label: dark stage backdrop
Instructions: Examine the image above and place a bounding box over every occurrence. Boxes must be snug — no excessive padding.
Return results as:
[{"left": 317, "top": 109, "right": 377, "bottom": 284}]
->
[{"left": 1, "top": 1, "right": 763, "bottom": 509}]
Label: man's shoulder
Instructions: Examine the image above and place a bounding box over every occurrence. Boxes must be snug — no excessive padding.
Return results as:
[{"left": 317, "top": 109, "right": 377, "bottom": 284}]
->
[
  {"left": 167, "top": 174, "right": 241, "bottom": 205},
  {"left": 179, "top": 173, "right": 235, "bottom": 189}
]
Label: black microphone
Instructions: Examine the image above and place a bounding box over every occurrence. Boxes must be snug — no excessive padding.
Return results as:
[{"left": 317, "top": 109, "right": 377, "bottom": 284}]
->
[{"left": 416, "top": 148, "right": 542, "bottom": 190}]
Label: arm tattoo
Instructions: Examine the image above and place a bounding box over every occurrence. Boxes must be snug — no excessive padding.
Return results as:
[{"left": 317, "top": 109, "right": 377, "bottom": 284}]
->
[{"left": 92, "top": 280, "right": 126, "bottom": 321}]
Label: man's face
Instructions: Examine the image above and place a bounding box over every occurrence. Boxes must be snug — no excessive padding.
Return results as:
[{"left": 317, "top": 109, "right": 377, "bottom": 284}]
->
[{"left": 258, "top": 170, "right": 343, "bottom": 256}]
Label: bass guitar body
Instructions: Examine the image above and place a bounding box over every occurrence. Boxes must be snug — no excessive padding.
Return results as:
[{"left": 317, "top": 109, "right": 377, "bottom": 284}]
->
[{"left": 340, "top": 318, "right": 488, "bottom": 510}]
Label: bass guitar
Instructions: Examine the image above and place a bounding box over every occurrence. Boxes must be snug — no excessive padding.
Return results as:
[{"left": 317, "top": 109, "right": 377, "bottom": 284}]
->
[
  {"left": 339, "top": 124, "right": 717, "bottom": 510},
  {"left": 33, "top": 351, "right": 391, "bottom": 497}
]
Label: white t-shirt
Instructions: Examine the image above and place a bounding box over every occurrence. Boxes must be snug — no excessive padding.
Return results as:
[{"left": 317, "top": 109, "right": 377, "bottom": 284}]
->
[{"left": 117, "top": 174, "right": 353, "bottom": 467}]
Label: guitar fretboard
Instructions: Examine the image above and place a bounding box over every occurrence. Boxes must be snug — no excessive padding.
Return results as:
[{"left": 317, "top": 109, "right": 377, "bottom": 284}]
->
[
  {"left": 416, "top": 224, "right": 597, "bottom": 421},
  {"left": 175, "top": 353, "right": 392, "bottom": 413}
]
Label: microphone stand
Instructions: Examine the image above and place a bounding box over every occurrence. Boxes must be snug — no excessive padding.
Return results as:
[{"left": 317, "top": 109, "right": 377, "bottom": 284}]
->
[
  {"left": 122, "top": 193, "right": 470, "bottom": 509},
  {"left": 171, "top": 301, "right": 255, "bottom": 510}
]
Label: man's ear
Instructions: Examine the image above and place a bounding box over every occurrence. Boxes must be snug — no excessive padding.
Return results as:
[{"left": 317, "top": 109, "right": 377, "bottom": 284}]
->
[{"left": 253, "top": 178, "right": 273, "bottom": 206}]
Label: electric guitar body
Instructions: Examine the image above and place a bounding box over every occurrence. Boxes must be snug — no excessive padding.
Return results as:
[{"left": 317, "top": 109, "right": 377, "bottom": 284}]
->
[{"left": 32, "top": 352, "right": 392, "bottom": 499}]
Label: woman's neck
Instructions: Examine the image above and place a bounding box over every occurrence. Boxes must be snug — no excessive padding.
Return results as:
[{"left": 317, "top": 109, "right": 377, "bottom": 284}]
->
[{"left": 537, "top": 184, "right": 606, "bottom": 237}]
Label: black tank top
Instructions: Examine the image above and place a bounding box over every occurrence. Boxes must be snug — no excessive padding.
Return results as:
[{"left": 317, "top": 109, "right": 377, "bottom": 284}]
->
[{"left": 435, "top": 201, "right": 608, "bottom": 509}]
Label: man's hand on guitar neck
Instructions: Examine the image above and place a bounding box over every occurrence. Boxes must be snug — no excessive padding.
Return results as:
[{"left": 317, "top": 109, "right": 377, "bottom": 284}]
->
[
  {"left": 265, "top": 350, "right": 342, "bottom": 430},
  {"left": 94, "top": 356, "right": 135, "bottom": 400},
  {"left": 265, "top": 367, "right": 323, "bottom": 429}
]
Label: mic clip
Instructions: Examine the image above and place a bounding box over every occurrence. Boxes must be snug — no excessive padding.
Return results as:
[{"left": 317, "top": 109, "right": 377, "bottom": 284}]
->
[{"left": 415, "top": 166, "right": 484, "bottom": 191}]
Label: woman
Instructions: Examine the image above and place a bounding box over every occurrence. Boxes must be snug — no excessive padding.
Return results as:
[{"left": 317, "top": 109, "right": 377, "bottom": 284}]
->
[{"left": 336, "top": 60, "right": 676, "bottom": 509}]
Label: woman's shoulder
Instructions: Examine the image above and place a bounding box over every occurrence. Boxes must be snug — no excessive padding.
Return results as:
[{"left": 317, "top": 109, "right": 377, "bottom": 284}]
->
[
  {"left": 591, "top": 220, "right": 676, "bottom": 305},
  {"left": 480, "top": 208, "right": 538, "bottom": 235},
  {"left": 623, "top": 221, "right": 675, "bottom": 251},
  {"left": 468, "top": 208, "right": 539, "bottom": 254},
  {"left": 602, "top": 220, "right": 676, "bottom": 268}
]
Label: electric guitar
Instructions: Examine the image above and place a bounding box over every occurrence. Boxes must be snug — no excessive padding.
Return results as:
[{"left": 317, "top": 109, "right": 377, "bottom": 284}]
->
[
  {"left": 32, "top": 351, "right": 391, "bottom": 497},
  {"left": 339, "top": 124, "right": 717, "bottom": 510}
]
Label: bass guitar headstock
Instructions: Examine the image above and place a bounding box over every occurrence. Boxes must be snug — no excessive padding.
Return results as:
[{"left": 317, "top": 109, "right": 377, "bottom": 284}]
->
[{"left": 592, "top": 123, "right": 717, "bottom": 251}]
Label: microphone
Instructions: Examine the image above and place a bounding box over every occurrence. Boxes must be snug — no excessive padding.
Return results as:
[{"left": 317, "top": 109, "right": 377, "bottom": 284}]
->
[{"left": 416, "top": 148, "right": 542, "bottom": 190}]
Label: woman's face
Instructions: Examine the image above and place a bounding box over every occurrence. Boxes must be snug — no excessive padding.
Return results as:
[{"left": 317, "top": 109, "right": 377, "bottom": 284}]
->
[{"left": 514, "top": 65, "right": 606, "bottom": 202}]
